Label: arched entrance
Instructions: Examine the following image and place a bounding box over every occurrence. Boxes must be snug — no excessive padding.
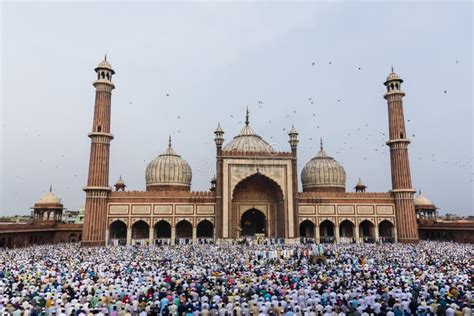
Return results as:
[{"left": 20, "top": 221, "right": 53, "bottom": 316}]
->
[
  {"left": 197, "top": 220, "right": 214, "bottom": 238},
  {"left": 176, "top": 220, "right": 192, "bottom": 239},
  {"left": 320, "top": 220, "right": 335, "bottom": 243},
  {"left": 359, "top": 220, "right": 375, "bottom": 243},
  {"left": 299, "top": 220, "right": 315, "bottom": 239},
  {"left": 109, "top": 220, "right": 127, "bottom": 245},
  {"left": 155, "top": 220, "right": 171, "bottom": 239},
  {"left": 240, "top": 208, "right": 266, "bottom": 236},
  {"left": 232, "top": 173, "right": 285, "bottom": 238},
  {"left": 339, "top": 220, "right": 354, "bottom": 243},
  {"left": 132, "top": 220, "right": 149, "bottom": 242},
  {"left": 379, "top": 220, "right": 394, "bottom": 243}
]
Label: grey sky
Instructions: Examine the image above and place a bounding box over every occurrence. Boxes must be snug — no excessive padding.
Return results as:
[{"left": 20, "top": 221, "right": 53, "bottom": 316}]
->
[{"left": 1, "top": 2, "right": 472, "bottom": 216}]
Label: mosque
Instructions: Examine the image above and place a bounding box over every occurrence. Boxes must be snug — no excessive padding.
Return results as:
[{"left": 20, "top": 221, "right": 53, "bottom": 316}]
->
[{"left": 79, "top": 57, "right": 428, "bottom": 247}]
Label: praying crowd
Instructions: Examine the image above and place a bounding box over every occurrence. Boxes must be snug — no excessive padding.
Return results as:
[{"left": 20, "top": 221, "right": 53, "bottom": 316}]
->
[{"left": 0, "top": 241, "right": 472, "bottom": 315}]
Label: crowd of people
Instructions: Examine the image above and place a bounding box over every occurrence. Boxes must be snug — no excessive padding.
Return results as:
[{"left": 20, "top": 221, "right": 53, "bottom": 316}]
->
[{"left": 0, "top": 241, "right": 472, "bottom": 315}]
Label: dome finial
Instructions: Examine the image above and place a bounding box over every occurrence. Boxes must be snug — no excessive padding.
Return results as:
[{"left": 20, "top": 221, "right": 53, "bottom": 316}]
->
[
  {"left": 391, "top": 65, "right": 394, "bottom": 73},
  {"left": 320, "top": 137, "right": 324, "bottom": 150},
  {"left": 104, "top": 53, "right": 107, "bottom": 61},
  {"left": 245, "top": 107, "right": 250, "bottom": 126},
  {"left": 168, "top": 134, "right": 172, "bottom": 147},
  {"left": 49, "top": 184, "right": 52, "bottom": 192}
]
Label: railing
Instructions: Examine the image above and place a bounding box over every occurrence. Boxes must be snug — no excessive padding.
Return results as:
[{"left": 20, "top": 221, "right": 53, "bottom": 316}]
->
[
  {"left": 175, "top": 238, "right": 192, "bottom": 245},
  {"left": 300, "top": 237, "right": 316, "bottom": 244},
  {"left": 154, "top": 238, "right": 172, "bottom": 246},
  {"left": 320, "top": 236, "right": 335, "bottom": 243},
  {"left": 339, "top": 237, "right": 354, "bottom": 244},
  {"left": 361, "top": 236, "right": 375, "bottom": 243},
  {"left": 196, "top": 238, "right": 214, "bottom": 244},
  {"left": 131, "top": 238, "right": 149, "bottom": 246},
  {"left": 108, "top": 238, "right": 126, "bottom": 246},
  {"left": 237, "top": 237, "right": 286, "bottom": 245},
  {"left": 379, "top": 237, "right": 395, "bottom": 243}
]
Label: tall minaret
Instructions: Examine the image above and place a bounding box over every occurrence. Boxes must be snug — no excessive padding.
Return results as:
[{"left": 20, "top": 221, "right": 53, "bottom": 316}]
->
[
  {"left": 82, "top": 56, "right": 115, "bottom": 246},
  {"left": 214, "top": 122, "right": 225, "bottom": 239},
  {"left": 288, "top": 125, "right": 299, "bottom": 238},
  {"left": 384, "top": 68, "right": 419, "bottom": 243}
]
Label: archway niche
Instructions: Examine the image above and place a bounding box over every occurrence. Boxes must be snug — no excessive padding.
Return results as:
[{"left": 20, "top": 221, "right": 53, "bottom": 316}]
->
[
  {"left": 319, "top": 220, "right": 335, "bottom": 243},
  {"left": 299, "top": 220, "right": 315, "bottom": 238},
  {"left": 197, "top": 220, "right": 214, "bottom": 238},
  {"left": 379, "top": 220, "right": 394, "bottom": 243},
  {"left": 176, "top": 220, "right": 192, "bottom": 239},
  {"left": 232, "top": 173, "right": 285, "bottom": 238},
  {"left": 240, "top": 208, "right": 266, "bottom": 236},
  {"left": 132, "top": 220, "right": 149, "bottom": 240},
  {"left": 339, "top": 220, "right": 354, "bottom": 243},
  {"left": 109, "top": 220, "right": 127, "bottom": 240},
  {"left": 359, "top": 220, "right": 375, "bottom": 243},
  {"left": 155, "top": 220, "right": 171, "bottom": 238}
]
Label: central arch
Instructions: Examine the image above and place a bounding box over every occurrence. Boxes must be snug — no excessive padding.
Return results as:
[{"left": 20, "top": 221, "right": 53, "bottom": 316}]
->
[
  {"left": 240, "top": 208, "right": 266, "bottom": 236},
  {"left": 231, "top": 173, "right": 285, "bottom": 238}
]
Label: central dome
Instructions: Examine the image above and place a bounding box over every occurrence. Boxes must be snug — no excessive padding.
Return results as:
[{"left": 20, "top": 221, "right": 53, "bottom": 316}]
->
[
  {"left": 223, "top": 110, "right": 274, "bottom": 153},
  {"left": 145, "top": 137, "right": 192, "bottom": 191},
  {"left": 301, "top": 140, "right": 346, "bottom": 192}
]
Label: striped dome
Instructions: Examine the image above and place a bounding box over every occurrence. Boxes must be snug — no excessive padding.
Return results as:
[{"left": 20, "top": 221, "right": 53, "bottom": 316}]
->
[
  {"left": 145, "top": 139, "right": 192, "bottom": 190},
  {"left": 223, "top": 124, "right": 274, "bottom": 153},
  {"left": 301, "top": 142, "right": 346, "bottom": 191}
]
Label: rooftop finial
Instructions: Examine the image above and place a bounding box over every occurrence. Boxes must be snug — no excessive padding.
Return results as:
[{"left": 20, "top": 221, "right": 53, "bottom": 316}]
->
[
  {"left": 391, "top": 65, "right": 394, "bottom": 73},
  {"left": 49, "top": 185, "right": 52, "bottom": 192},
  {"left": 245, "top": 107, "right": 250, "bottom": 126},
  {"left": 320, "top": 137, "right": 324, "bottom": 150},
  {"left": 104, "top": 53, "right": 107, "bottom": 61},
  {"left": 168, "top": 135, "right": 172, "bottom": 147}
]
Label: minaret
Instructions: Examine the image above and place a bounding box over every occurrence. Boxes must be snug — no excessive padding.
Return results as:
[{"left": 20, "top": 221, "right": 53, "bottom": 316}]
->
[
  {"left": 384, "top": 68, "right": 419, "bottom": 243},
  {"left": 288, "top": 125, "right": 299, "bottom": 238},
  {"left": 214, "top": 122, "right": 225, "bottom": 239},
  {"left": 82, "top": 56, "right": 115, "bottom": 246}
]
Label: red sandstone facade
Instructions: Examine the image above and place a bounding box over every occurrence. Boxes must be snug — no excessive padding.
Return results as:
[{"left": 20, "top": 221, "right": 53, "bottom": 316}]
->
[{"left": 75, "top": 58, "right": 465, "bottom": 246}]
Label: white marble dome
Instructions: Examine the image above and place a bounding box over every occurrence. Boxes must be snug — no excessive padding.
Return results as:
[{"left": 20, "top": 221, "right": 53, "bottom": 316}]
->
[
  {"left": 145, "top": 140, "right": 192, "bottom": 190},
  {"left": 414, "top": 192, "right": 434, "bottom": 206},
  {"left": 36, "top": 190, "right": 62, "bottom": 205},
  {"left": 223, "top": 124, "right": 274, "bottom": 153},
  {"left": 301, "top": 142, "right": 346, "bottom": 191}
]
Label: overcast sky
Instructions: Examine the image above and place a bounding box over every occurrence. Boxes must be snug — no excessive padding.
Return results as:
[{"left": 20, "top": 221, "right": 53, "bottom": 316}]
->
[{"left": 1, "top": 2, "right": 472, "bottom": 216}]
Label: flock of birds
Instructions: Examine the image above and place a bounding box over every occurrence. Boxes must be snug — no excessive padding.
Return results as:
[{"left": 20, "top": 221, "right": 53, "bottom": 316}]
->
[{"left": 6, "top": 58, "right": 472, "bottom": 210}]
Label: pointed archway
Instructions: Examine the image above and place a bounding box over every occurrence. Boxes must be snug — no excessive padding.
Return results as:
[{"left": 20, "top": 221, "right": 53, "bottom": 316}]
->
[
  {"left": 299, "top": 220, "right": 315, "bottom": 238},
  {"left": 197, "top": 220, "right": 214, "bottom": 238},
  {"left": 232, "top": 173, "right": 284, "bottom": 238},
  {"left": 339, "top": 220, "right": 354, "bottom": 243},
  {"left": 240, "top": 208, "right": 266, "bottom": 236},
  {"left": 379, "top": 220, "right": 394, "bottom": 243},
  {"left": 359, "top": 220, "right": 375, "bottom": 243},
  {"left": 320, "top": 220, "right": 335, "bottom": 243},
  {"left": 176, "top": 220, "right": 192, "bottom": 239},
  {"left": 155, "top": 220, "right": 171, "bottom": 238},
  {"left": 132, "top": 220, "right": 149, "bottom": 240}
]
